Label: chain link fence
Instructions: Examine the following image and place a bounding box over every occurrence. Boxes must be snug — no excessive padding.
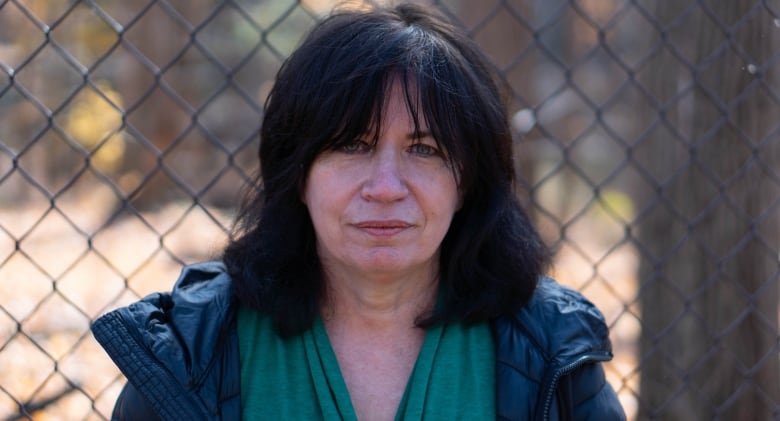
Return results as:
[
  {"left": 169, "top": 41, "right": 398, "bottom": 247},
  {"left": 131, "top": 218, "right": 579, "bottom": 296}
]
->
[{"left": 1, "top": 0, "right": 778, "bottom": 419}]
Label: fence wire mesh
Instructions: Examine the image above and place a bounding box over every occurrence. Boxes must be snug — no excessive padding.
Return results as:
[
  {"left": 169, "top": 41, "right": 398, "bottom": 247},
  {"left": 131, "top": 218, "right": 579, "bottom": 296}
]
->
[{"left": 1, "top": 0, "right": 779, "bottom": 419}]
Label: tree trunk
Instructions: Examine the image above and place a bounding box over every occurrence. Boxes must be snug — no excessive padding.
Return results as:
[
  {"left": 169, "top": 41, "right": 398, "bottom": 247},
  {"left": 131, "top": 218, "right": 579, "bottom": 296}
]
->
[{"left": 636, "top": 1, "right": 780, "bottom": 419}]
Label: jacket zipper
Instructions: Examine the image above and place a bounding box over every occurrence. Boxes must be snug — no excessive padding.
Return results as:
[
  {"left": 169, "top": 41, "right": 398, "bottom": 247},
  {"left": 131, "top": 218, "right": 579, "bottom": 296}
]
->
[{"left": 541, "top": 352, "right": 612, "bottom": 421}]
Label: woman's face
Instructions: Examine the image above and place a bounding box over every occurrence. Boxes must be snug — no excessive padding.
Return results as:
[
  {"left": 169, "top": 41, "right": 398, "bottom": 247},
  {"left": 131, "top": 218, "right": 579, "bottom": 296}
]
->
[{"left": 303, "top": 81, "right": 460, "bottom": 282}]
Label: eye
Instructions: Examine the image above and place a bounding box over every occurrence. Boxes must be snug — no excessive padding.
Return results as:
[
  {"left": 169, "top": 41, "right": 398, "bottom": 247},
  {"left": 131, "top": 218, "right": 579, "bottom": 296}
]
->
[
  {"left": 337, "top": 139, "right": 371, "bottom": 154},
  {"left": 409, "top": 142, "right": 441, "bottom": 157}
]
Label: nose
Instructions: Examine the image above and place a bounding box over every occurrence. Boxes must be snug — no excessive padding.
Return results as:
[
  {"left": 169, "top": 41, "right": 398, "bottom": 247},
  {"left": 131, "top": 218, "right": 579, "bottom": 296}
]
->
[{"left": 361, "top": 151, "right": 409, "bottom": 202}]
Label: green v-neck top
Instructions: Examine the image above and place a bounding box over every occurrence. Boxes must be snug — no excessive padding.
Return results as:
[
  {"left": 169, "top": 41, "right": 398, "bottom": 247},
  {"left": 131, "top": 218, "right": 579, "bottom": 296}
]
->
[{"left": 237, "top": 305, "right": 495, "bottom": 420}]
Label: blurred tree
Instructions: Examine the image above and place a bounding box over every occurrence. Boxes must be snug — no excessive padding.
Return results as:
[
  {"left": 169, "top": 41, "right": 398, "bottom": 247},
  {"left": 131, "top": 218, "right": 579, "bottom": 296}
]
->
[{"left": 635, "top": 1, "right": 780, "bottom": 419}]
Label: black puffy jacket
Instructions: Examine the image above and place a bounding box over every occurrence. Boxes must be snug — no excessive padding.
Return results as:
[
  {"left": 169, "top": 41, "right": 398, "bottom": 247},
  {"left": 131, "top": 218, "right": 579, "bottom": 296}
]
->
[{"left": 92, "top": 261, "right": 625, "bottom": 420}]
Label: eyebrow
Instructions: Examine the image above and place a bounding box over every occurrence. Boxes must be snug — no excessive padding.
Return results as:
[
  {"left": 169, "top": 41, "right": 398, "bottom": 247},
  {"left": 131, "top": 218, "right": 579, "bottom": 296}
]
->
[{"left": 407, "top": 130, "right": 432, "bottom": 140}]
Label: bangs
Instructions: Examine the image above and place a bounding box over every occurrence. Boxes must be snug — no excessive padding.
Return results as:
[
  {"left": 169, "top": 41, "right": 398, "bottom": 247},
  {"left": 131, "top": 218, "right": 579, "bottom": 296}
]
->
[
  {"left": 278, "top": 5, "right": 509, "bottom": 197},
  {"left": 316, "top": 66, "right": 468, "bottom": 179}
]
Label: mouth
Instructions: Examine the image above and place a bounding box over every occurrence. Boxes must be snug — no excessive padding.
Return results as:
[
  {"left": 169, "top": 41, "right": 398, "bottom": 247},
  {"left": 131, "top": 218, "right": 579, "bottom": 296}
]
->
[{"left": 354, "top": 220, "right": 413, "bottom": 237}]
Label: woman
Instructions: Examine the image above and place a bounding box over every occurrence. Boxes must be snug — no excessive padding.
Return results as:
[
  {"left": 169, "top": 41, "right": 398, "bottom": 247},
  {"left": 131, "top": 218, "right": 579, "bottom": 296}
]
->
[{"left": 92, "top": 3, "right": 625, "bottom": 420}]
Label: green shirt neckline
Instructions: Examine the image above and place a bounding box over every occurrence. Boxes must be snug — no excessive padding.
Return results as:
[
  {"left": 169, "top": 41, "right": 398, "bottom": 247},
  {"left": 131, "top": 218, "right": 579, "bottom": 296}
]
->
[
  {"left": 307, "top": 315, "right": 447, "bottom": 421},
  {"left": 238, "top": 306, "right": 495, "bottom": 420}
]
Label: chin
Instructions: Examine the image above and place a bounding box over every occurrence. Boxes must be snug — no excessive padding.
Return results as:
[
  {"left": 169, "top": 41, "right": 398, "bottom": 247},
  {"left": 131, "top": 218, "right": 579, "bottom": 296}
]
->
[
  {"left": 357, "top": 252, "right": 433, "bottom": 276},
  {"left": 359, "top": 257, "right": 411, "bottom": 273}
]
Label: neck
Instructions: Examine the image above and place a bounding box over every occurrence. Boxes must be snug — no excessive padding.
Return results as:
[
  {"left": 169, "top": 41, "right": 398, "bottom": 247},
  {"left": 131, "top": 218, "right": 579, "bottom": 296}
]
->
[{"left": 320, "top": 266, "right": 439, "bottom": 333}]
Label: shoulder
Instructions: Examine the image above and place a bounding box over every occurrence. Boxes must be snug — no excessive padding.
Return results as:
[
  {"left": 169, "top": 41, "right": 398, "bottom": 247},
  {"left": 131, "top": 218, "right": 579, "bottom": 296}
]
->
[
  {"left": 493, "top": 277, "right": 623, "bottom": 420},
  {"left": 171, "top": 260, "right": 233, "bottom": 300},
  {"left": 119, "top": 261, "right": 233, "bottom": 326},
  {"left": 492, "top": 277, "right": 613, "bottom": 389},
  {"left": 91, "top": 261, "right": 240, "bottom": 420},
  {"left": 167, "top": 261, "right": 234, "bottom": 323},
  {"left": 495, "top": 277, "right": 612, "bottom": 362},
  {"left": 93, "top": 260, "right": 235, "bottom": 371},
  {"left": 93, "top": 261, "right": 234, "bottom": 352}
]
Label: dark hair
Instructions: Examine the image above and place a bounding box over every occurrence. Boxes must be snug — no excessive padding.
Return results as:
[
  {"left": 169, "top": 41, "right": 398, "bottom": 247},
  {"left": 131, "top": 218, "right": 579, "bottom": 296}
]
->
[{"left": 223, "top": 2, "right": 549, "bottom": 337}]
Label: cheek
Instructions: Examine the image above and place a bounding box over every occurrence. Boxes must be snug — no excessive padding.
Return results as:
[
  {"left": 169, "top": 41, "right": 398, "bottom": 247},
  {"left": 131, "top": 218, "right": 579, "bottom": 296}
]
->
[
  {"left": 425, "top": 177, "right": 460, "bottom": 232},
  {"left": 303, "top": 169, "right": 345, "bottom": 233},
  {"left": 303, "top": 190, "right": 332, "bottom": 249},
  {"left": 303, "top": 185, "right": 326, "bottom": 223},
  {"left": 302, "top": 175, "right": 322, "bottom": 229},
  {"left": 302, "top": 163, "right": 327, "bottom": 209},
  {"left": 440, "top": 173, "right": 461, "bottom": 214}
]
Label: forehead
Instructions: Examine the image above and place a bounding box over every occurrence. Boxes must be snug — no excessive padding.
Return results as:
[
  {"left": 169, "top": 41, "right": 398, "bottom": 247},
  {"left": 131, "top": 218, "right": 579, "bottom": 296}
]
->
[{"left": 369, "top": 78, "right": 430, "bottom": 135}]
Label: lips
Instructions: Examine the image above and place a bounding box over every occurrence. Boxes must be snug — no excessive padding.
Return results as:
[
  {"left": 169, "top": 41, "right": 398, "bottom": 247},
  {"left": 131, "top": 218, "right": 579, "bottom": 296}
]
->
[{"left": 353, "top": 220, "right": 413, "bottom": 237}]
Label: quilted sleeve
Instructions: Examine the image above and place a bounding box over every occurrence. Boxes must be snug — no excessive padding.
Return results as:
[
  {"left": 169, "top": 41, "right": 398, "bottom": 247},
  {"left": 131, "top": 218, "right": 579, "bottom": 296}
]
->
[{"left": 111, "top": 382, "right": 164, "bottom": 421}]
